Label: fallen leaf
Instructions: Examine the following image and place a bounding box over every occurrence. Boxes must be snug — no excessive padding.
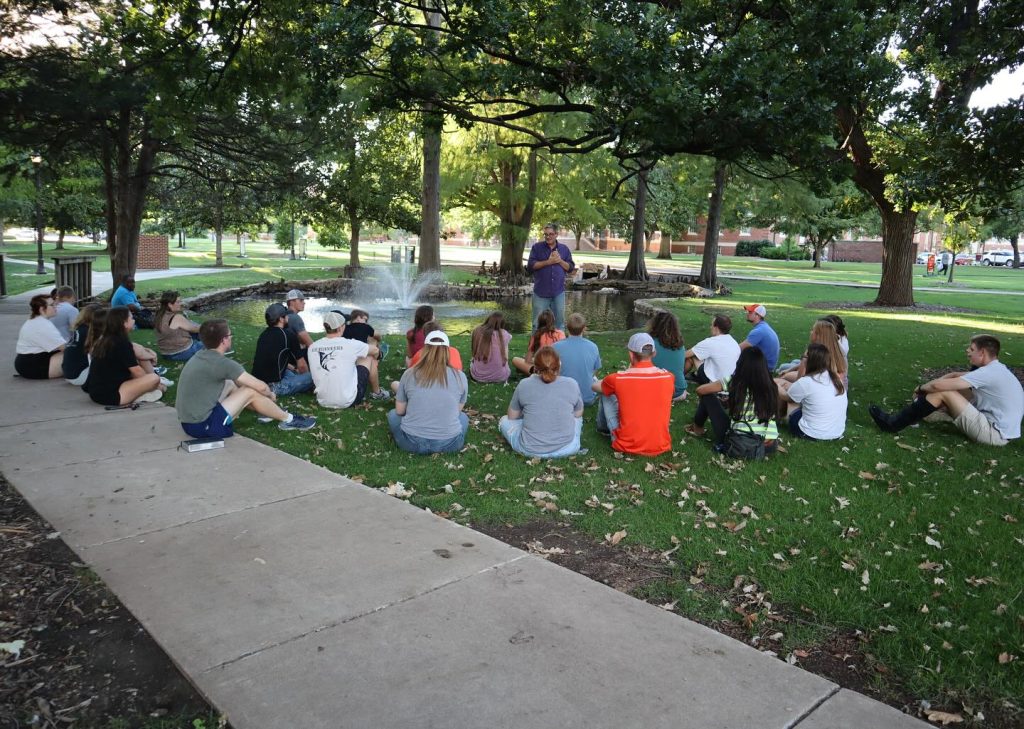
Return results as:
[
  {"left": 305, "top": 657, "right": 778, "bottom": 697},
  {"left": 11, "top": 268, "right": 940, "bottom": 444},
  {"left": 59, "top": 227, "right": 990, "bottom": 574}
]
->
[
  {"left": 918, "top": 561, "right": 942, "bottom": 571},
  {"left": 998, "top": 652, "right": 1017, "bottom": 664},
  {"left": 895, "top": 442, "right": 918, "bottom": 451},
  {"left": 861, "top": 569, "right": 870, "bottom": 585},
  {"left": 606, "top": 530, "right": 627, "bottom": 546},
  {"left": 924, "top": 710, "right": 963, "bottom": 725},
  {"left": 858, "top": 471, "right": 876, "bottom": 480},
  {"left": 925, "top": 536, "right": 942, "bottom": 549}
]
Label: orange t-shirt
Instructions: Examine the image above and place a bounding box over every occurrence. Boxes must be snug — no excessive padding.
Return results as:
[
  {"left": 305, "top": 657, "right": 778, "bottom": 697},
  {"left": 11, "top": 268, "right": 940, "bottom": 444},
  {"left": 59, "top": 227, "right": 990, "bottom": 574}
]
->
[
  {"left": 527, "top": 329, "right": 566, "bottom": 356},
  {"left": 601, "top": 360, "right": 674, "bottom": 456},
  {"left": 410, "top": 346, "right": 464, "bottom": 370}
]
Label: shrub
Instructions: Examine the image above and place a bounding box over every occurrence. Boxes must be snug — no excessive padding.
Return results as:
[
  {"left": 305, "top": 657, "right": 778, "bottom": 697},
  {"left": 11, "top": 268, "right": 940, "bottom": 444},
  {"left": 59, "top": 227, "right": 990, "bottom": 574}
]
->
[
  {"left": 736, "top": 239, "right": 773, "bottom": 257},
  {"left": 318, "top": 228, "right": 348, "bottom": 250},
  {"left": 761, "top": 245, "right": 811, "bottom": 260}
]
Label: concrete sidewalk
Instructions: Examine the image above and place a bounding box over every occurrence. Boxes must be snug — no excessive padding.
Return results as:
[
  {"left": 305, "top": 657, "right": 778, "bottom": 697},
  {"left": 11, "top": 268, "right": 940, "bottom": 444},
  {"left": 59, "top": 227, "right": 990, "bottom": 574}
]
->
[{"left": 0, "top": 289, "right": 927, "bottom": 728}]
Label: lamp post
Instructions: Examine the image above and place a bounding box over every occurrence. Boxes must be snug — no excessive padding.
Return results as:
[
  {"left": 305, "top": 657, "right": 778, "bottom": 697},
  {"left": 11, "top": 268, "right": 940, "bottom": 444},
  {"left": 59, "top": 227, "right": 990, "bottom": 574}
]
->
[{"left": 31, "top": 154, "right": 45, "bottom": 275}]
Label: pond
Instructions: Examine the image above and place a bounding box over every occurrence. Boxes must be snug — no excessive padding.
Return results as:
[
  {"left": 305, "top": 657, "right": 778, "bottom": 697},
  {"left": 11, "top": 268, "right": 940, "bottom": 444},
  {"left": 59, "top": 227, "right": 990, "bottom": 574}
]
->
[{"left": 200, "top": 290, "right": 648, "bottom": 335}]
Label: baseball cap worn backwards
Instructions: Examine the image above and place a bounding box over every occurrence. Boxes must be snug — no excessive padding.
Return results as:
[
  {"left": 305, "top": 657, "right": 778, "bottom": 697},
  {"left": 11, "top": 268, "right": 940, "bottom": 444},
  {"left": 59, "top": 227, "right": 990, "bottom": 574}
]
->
[
  {"left": 323, "top": 311, "right": 346, "bottom": 330},
  {"left": 627, "top": 332, "right": 656, "bottom": 354},
  {"left": 264, "top": 303, "right": 289, "bottom": 326},
  {"left": 744, "top": 304, "right": 767, "bottom": 318},
  {"left": 286, "top": 289, "right": 305, "bottom": 301},
  {"left": 424, "top": 330, "right": 450, "bottom": 347}
]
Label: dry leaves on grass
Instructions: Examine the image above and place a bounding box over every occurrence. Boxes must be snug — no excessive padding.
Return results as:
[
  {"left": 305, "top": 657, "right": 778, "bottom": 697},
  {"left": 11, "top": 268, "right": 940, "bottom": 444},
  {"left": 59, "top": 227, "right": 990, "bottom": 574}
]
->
[
  {"left": 924, "top": 709, "right": 963, "bottom": 725},
  {"left": 605, "top": 530, "right": 627, "bottom": 546}
]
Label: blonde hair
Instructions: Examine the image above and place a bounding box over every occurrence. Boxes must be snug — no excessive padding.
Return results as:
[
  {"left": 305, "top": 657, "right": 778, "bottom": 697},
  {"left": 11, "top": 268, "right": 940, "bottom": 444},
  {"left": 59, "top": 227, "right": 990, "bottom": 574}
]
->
[
  {"left": 809, "top": 320, "right": 846, "bottom": 380},
  {"left": 413, "top": 341, "right": 452, "bottom": 388}
]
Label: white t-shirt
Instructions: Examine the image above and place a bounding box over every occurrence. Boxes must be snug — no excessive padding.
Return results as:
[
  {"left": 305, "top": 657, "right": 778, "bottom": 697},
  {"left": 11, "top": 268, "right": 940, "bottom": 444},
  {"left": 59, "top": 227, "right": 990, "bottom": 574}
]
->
[
  {"left": 962, "top": 360, "right": 1023, "bottom": 440},
  {"left": 16, "top": 317, "right": 66, "bottom": 355},
  {"left": 788, "top": 371, "right": 848, "bottom": 440},
  {"left": 692, "top": 334, "right": 741, "bottom": 382},
  {"left": 307, "top": 336, "right": 369, "bottom": 408}
]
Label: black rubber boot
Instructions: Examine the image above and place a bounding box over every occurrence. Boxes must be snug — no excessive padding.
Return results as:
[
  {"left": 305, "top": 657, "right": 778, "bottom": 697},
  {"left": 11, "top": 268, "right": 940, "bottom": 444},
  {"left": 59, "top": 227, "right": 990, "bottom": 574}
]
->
[{"left": 869, "top": 398, "right": 938, "bottom": 433}]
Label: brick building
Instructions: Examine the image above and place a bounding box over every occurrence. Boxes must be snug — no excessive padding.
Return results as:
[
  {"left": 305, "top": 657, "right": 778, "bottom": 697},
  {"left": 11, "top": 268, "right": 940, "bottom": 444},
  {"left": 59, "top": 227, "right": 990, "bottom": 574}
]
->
[{"left": 137, "top": 234, "right": 169, "bottom": 270}]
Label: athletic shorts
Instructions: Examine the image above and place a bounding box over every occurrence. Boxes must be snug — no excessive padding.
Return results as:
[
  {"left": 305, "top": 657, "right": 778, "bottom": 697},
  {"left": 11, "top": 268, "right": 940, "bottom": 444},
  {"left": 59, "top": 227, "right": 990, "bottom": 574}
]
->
[
  {"left": 181, "top": 403, "right": 234, "bottom": 439},
  {"left": 15, "top": 351, "right": 55, "bottom": 380},
  {"left": 352, "top": 364, "right": 369, "bottom": 406}
]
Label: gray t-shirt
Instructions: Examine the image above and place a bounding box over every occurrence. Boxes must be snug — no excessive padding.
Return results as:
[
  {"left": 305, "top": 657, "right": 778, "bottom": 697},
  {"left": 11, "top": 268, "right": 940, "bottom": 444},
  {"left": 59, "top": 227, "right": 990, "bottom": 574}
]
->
[
  {"left": 962, "top": 359, "right": 1023, "bottom": 439},
  {"left": 396, "top": 367, "right": 468, "bottom": 440},
  {"left": 176, "top": 349, "right": 246, "bottom": 424},
  {"left": 52, "top": 302, "right": 78, "bottom": 342},
  {"left": 286, "top": 311, "right": 307, "bottom": 337},
  {"left": 509, "top": 375, "right": 584, "bottom": 453}
]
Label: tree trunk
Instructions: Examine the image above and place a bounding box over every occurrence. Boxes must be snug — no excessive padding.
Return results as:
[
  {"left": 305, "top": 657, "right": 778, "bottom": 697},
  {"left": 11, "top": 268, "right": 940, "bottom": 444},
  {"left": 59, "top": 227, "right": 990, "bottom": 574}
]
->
[
  {"left": 348, "top": 209, "right": 361, "bottom": 268},
  {"left": 623, "top": 169, "right": 650, "bottom": 281},
  {"left": 56, "top": 229, "right": 65, "bottom": 250},
  {"left": 575, "top": 230, "right": 582, "bottom": 251},
  {"left": 0, "top": 218, "right": 5, "bottom": 246},
  {"left": 698, "top": 161, "right": 728, "bottom": 289},
  {"left": 497, "top": 149, "right": 536, "bottom": 274},
  {"left": 657, "top": 231, "right": 672, "bottom": 259},
  {"left": 1010, "top": 233, "right": 1020, "bottom": 268},
  {"left": 874, "top": 207, "right": 918, "bottom": 306},
  {"left": 214, "top": 221, "right": 223, "bottom": 267},
  {"left": 179, "top": 230, "right": 185, "bottom": 248},
  {"left": 947, "top": 252, "right": 956, "bottom": 283},
  {"left": 419, "top": 111, "right": 442, "bottom": 273},
  {"left": 644, "top": 229, "right": 653, "bottom": 253},
  {"left": 810, "top": 236, "right": 822, "bottom": 268}
]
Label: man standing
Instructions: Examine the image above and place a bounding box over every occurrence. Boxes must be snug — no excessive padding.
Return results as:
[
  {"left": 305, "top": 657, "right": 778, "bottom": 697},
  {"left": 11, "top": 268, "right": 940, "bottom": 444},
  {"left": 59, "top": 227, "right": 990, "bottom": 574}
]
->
[
  {"left": 285, "top": 289, "right": 313, "bottom": 370},
  {"left": 110, "top": 276, "right": 154, "bottom": 328},
  {"left": 526, "top": 222, "right": 575, "bottom": 331},
  {"left": 869, "top": 334, "right": 1023, "bottom": 446},
  {"left": 252, "top": 303, "right": 314, "bottom": 396},
  {"left": 176, "top": 319, "right": 316, "bottom": 436},
  {"left": 685, "top": 314, "right": 741, "bottom": 385},
  {"left": 592, "top": 333, "right": 674, "bottom": 456},
  {"left": 308, "top": 311, "right": 389, "bottom": 408},
  {"left": 739, "top": 304, "right": 780, "bottom": 371},
  {"left": 553, "top": 313, "right": 602, "bottom": 406}
]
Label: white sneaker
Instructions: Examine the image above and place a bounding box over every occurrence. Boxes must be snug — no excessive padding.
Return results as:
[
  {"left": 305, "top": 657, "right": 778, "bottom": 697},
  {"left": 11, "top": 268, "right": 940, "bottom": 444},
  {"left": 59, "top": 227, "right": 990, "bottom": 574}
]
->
[
  {"left": 257, "top": 416, "right": 274, "bottom": 423},
  {"left": 159, "top": 377, "right": 174, "bottom": 387},
  {"left": 136, "top": 389, "right": 163, "bottom": 403}
]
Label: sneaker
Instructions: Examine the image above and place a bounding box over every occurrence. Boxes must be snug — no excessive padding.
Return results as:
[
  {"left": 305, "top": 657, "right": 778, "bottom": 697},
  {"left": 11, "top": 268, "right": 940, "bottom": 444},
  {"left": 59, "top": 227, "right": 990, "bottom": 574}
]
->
[
  {"left": 159, "top": 377, "right": 174, "bottom": 387},
  {"left": 257, "top": 416, "right": 274, "bottom": 423},
  {"left": 377, "top": 342, "right": 390, "bottom": 361},
  {"left": 369, "top": 389, "right": 391, "bottom": 401},
  {"left": 279, "top": 414, "right": 317, "bottom": 431},
  {"left": 136, "top": 389, "right": 163, "bottom": 403},
  {"left": 153, "top": 366, "right": 168, "bottom": 376}
]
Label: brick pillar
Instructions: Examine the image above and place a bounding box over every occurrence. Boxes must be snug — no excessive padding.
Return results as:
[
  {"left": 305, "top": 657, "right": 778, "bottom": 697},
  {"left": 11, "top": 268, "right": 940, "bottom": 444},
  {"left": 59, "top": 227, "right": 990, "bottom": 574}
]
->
[{"left": 138, "top": 234, "right": 169, "bottom": 270}]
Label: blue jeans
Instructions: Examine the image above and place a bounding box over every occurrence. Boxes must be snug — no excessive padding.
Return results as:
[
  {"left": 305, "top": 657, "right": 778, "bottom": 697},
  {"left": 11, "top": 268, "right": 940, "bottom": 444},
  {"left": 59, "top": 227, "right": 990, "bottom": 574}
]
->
[
  {"left": 499, "top": 415, "right": 582, "bottom": 458},
  {"left": 532, "top": 292, "right": 566, "bottom": 331},
  {"left": 270, "top": 368, "right": 314, "bottom": 396},
  {"left": 387, "top": 409, "right": 469, "bottom": 454},
  {"left": 162, "top": 338, "right": 203, "bottom": 362},
  {"left": 596, "top": 394, "right": 620, "bottom": 436}
]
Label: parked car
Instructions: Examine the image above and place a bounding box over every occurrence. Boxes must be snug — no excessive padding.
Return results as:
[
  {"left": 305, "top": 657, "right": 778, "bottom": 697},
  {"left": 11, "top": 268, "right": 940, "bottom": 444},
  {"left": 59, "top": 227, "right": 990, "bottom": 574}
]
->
[
  {"left": 915, "top": 252, "right": 932, "bottom": 264},
  {"left": 954, "top": 253, "right": 975, "bottom": 265},
  {"left": 981, "top": 251, "right": 1015, "bottom": 266}
]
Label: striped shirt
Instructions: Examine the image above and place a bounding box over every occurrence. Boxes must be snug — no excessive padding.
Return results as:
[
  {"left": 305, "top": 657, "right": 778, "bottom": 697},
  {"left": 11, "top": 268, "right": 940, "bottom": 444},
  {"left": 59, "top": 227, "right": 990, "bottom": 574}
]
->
[{"left": 719, "top": 375, "right": 778, "bottom": 440}]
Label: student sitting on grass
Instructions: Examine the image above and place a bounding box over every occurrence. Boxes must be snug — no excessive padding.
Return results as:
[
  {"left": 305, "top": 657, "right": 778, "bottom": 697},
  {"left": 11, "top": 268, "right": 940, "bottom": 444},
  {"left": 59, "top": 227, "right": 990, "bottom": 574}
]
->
[
  {"left": 779, "top": 343, "right": 847, "bottom": 441},
  {"left": 83, "top": 306, "right": 165, "bottom": 406},
  {"left": 176, "top": 319, "right": 316, "bottom": 437},
  {"left": 777, "top": 319, "right": 847, "bottom": 391},
  {"left": 552, "top": 313, "right": 602, "bottom": 406},
  {"left": 405, "top": 304, "right": 434, "bottom": 367},
  {"left": 470, "top": 311, "right": 512, "bottom": 384},
  {"left": 499, "top": 346, "right": 584, "bottom": 458},
  {"left": 648, "top": 310, "right": 687, "bottom": 402},
  {"left": 869, "top": 334, "right": 1022, "bottom": 446},
  {"left": 154, "top": 291, "right": 203, "bottom": 362},
  {"left": 685, "top": 347, "right": 779, "bottom": 455},
  {"left": 15, "top": 295, "right": 66, "bottom": 380},
  {"left": 512, "top": 309, "right": 565, "bottom": 375},
  {"left": 339, "top": 308, "right": 390, "bottom": 361},
  {"left": 387, "top": 330, "right": 469, "bottom": 455},
  {"left": 685, "top": 314, "right": 740, "bottom": 386},
  {"left": 409, "top": 321, "right": 463, "bottom": 369},
  {"left": 308, "top": 311, "right": 388, "bottom": 408}
]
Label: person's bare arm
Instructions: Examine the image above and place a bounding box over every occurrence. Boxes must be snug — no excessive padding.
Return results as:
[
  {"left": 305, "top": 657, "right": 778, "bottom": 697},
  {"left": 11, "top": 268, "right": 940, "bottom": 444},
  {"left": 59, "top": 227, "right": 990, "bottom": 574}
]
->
[
  {"left": 919, "top": 376, "right": 972, "bottom": 395},
  {"left": 695, "top": 380, "right": 724, "bottom": 397},
  {"left": 236, "top": 371, "right": 275, "bottom": 399},
  {"left": 173, "top": 314, "right": 201, "bottom": 334},
  {"left": 297, "top": 330, "right": 314, "bottom": 348},
  {"left": 591, "top": 378, "right": 604, "bottom": 393},
  {"left": 395, "top": 400, "right": 407, "bottom": 416},
  {"left": 739, "top": 340, "right": 752, "bottom": 351}
]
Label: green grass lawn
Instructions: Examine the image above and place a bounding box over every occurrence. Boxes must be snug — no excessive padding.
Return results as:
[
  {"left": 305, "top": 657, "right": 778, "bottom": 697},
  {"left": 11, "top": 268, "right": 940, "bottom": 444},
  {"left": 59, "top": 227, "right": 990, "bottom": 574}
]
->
[{"left": 132, "top": 274, "right": 1024, "bottom": 720}]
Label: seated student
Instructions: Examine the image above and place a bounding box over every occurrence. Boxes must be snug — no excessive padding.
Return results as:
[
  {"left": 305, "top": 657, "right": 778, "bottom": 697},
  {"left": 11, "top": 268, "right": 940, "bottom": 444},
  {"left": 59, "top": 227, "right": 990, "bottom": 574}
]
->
[
  {"left": 83, "top": 306, "right": 165, "bottom": 405},
  {"left": 685, "top": 314, "right": 741, "bottom": 386},
  {"left": 648, "top": 310, "right": 687, "bottom": 402},
  {"left": 739, "top": 304, "right": 780, "bottom": 372},
  {"left": 404, "top": 304, "right": 433, "bottom": 367},
  {"left": 387, "top": 330, "right": 469, "bottom": 454},
  {"left": 779, "top": 343, "right": 847, "bottom": 441},
  {"left": 308, "top": 311, "right": 388, "bottom": 408},
  {"left": 593, "top": 333, "right": 674, "bottom": 456},
  {"left": 869, "top": 334, "right": 1022, "bottom": 446},
  {"left": 339, "top": 308, "right": 389, "bottom": 360},
  {"left": 62, "top": 303, "right": 102, "bottom": 386},
  {"left": 51, "top": 285, "right": 79, "bottom": 342},
  {"left": 154, "top": 291, "right": 203, "bottom": 361},
  {"left": 552, "top": 313, "right": 602, "bottom": 405},
  {"left": 409, "top": 321, "right": 463, "bottom": 369},
  {"left": 777, "top": 319, "right": 847, "bottom": 390},
  {"left": 512, "top": 309, "right": 565, "bottom": 375},
  {"left": 176, "top": 319, "right": 316, "bottom": 436},
  {"left": 821, "top": 314, "right": 850, "bottom": 369},
  {"left": 499, "top": 346, "right": 584, "bottom": 458},
  {"left": 284, "top": 289, "right": 313, "bottom": 369},
  {"left": 685, "top": 346, "right": 779, "bottom": 455},
  {"left": 110, "top": 276, "right": 154, "bottom": 328},
  {"left": 470, "top": 312, "right": 512, "bottom": 384},
  {"left": 252, "top": 303, "right": 314, "bottom": 396},
  {"left": 15, "top": 295, "right": 66, "bottom": 380}
]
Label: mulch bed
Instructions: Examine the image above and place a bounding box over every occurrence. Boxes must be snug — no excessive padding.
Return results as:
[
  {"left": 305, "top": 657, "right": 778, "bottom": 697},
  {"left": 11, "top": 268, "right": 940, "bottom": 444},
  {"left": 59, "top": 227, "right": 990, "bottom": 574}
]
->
[
  {"left": 923, "top": 365, "right": 1024, "bottom": 388},
  {"left": 0, "top": 476, "right": 220, "bottom": 729},
  {"left": 806, "top": 301, "right": 981, "bottom": 314}
]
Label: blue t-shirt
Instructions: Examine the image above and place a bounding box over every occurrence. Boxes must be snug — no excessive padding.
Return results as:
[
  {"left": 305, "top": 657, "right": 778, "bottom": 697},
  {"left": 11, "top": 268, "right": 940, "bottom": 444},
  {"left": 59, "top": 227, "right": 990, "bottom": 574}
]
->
[
  {"left": 552, "top": 336, "right": 602, "bottom": 405},
  {"left": 745, "top": 321, "right": 780, "bottom": 370},
  {"left": 110, "top": 285, "right": 140, "bottom": 309},
  {"left": 652, "top": 342, "right": 687, "bottom": 398}
]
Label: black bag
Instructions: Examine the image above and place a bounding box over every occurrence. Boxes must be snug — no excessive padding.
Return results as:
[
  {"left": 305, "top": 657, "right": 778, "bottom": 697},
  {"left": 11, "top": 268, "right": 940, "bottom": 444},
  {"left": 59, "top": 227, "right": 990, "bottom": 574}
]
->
[{"left": 724, "top": 422, "right": 767, "bottom": 460}]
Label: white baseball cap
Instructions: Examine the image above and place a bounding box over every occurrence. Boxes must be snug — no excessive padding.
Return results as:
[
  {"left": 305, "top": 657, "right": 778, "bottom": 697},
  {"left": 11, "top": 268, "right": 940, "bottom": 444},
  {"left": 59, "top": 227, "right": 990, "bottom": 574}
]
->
[{"left": 424, "top": 330, "right": 450, "bottom": 347}]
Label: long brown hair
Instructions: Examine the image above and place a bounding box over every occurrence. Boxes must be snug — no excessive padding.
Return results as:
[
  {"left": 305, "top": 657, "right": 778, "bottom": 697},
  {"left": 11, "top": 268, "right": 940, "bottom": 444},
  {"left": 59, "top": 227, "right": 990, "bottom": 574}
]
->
[
  {"left": 72, "top": 303, "right": 102, "bottom": 331},
  {"left": 413, "top": 341, "right": 453, "bottom": 388},
  {"left": 648, "top": 311, "right": 683, "bottom": 350},
  {"left": 154, "top": 291, "right": 180, "bottom": 333},
  {"left": 471, "top": 312, "right": 508, "bottom": 364},
  {"left": 406, "top": 305, "right": 434, "bottom": 346},
  {"left": 91, "top": 306, "right": 132, "bottom": 360},
  {"left": 804, "top": 343, "right": 845, "bottom": 395},
  {"left": 530, "top": 309, "right": 557, "bottom": 353},
  {"left": 532, "top": 346, "right": 561, "bottom": 384},
  {"left": 809, "top": 320, "right": 845, "bottom": 379},
  {"left": 84, "top": 308, "right": 108, "bottom": 354}
]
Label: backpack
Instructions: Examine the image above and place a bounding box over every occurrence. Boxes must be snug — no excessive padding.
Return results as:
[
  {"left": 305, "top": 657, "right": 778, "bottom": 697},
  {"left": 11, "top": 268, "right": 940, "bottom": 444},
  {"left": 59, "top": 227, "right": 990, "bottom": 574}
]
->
[{"left": 724, "top": 421, "right": 767, "bottom": 460}]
